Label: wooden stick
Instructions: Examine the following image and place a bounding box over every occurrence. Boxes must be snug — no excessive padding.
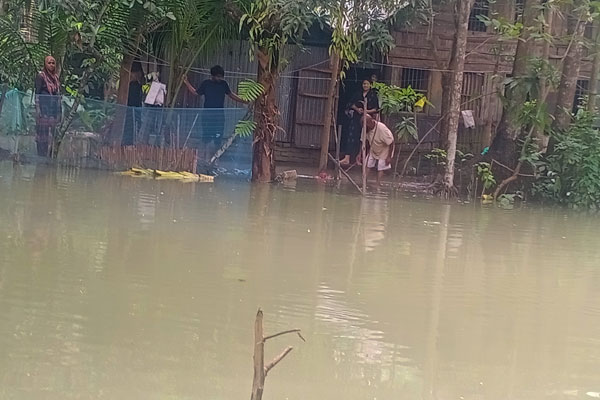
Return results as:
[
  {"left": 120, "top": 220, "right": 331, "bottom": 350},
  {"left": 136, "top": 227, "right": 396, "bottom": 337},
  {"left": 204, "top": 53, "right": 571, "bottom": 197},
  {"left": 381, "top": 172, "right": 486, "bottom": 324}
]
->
[
  {"left": 265, "top": 347, "right": 293, "bottom": 375},
  {"left": 335, "top": 122, "right": 341, "bottom": 181},
  {"left": 263, "top": 329, "right": 305, "bottom": 342},
  {"left": 328, "top": 153, "right": 363, "bottom": 194},
  {"left": 250, "top": 309, "right": 304, "bottom": 400}
]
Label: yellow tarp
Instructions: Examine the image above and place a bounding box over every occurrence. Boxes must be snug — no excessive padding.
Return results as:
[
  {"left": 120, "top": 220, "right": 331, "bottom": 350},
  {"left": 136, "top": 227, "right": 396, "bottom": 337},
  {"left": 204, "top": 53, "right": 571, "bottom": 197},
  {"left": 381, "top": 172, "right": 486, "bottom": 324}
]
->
[{"left": 119, "top": 168, "right": 214, "bottom": 183}]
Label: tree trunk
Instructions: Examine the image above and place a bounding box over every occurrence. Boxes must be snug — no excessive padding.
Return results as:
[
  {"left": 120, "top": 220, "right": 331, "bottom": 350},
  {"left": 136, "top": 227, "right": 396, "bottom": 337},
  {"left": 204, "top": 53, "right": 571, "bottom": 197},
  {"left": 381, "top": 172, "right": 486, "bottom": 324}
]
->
[
  {"left": 553, "top": 1, "right": 587, "bottom": 130},
  {"left": 116, "top": 54, "right": 134, "bottom": 105},
  {"left": 251, "top": 310, "right": 266, "bottom": 400},
  {"left": 489, "top": 0, "right": 541, "bottom": 162},
  {"left": 318, "top": 52, "right": 340, "bottom": 172},
  {"left": 439, "top": 72, "right": 451, "bottom": 149},
  {"left": 535, "top": 6, "right": 554, "bottom": 150},
  {"left": 442, "top": 0, "right": 475, "bottom": 195},
  {"left": 108, "top": 54, "right": 135, "bottom": 147},
  {"left": 588, "top": 24, "right": 600, "bottom": 112},
  {"left": 252, "top": 48, "right": 278, "bottom": 182},
  {"left": 0, "top": 84, "right": 7, "bottom": 118}
]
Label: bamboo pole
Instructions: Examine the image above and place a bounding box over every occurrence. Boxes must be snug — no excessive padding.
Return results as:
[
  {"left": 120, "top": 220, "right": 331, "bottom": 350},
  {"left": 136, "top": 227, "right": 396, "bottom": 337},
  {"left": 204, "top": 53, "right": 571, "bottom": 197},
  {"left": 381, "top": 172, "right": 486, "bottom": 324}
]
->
[
  {"left": 327, "top": 153, "right": 362, "bottom": 194},
  {"left": 335, "top": 124, "right": 341, "bottom": 181},
  {"left": 361, "top": 101, "right": 367, "bottom": 195}
]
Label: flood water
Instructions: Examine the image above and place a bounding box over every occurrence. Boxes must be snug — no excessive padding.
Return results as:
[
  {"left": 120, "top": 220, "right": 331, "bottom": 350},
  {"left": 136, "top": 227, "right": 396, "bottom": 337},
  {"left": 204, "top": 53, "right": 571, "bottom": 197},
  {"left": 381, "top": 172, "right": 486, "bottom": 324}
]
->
[{"left": 1, "top": 163, "right": 600, "bottom": 400}]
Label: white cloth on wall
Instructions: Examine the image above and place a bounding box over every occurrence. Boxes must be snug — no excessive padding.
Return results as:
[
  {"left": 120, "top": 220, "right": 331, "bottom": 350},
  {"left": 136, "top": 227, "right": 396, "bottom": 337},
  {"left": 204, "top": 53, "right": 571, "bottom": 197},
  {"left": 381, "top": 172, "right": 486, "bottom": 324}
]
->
[
  {"left": 145, "top": 81, "right": 166, "bottom": 106},
  {"left": 462, "top": 110, "right": 475, "bottom": 128}
]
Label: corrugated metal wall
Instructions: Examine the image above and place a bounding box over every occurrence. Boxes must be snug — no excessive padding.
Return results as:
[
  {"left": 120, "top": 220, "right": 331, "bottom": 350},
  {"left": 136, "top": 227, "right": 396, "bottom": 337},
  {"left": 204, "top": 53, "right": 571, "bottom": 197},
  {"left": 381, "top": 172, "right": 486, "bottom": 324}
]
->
[{"left": 186, "top": 41, "right": 329, "bottom": 143}]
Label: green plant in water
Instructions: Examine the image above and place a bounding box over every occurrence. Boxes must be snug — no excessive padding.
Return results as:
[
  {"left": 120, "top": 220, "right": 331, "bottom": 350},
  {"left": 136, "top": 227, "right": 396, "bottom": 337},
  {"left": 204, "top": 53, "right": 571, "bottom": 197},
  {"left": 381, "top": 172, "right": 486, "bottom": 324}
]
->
[
  {"left": 475, "top": 161, "right": 496, "bottom": 198},
  {"left": 425, "top": 148, "right": 448, "bottom": 166},
  {"left": 533, "top": 110, "right": 600, "bottom": 210}
]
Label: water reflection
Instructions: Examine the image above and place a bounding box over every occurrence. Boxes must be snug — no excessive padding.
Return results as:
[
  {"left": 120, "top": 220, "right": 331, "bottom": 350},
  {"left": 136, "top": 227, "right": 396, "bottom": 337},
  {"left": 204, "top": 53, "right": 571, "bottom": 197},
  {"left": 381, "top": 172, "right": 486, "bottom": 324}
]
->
[{"left": 1, "top": 163, "right": 600, "bottom": 399}]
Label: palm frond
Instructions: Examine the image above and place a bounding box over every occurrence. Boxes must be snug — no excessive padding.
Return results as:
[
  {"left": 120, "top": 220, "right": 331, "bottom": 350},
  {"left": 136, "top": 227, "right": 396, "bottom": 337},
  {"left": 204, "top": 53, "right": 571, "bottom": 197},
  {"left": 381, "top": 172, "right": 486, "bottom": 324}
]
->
[
  {"left": 237, "top": 79, "right": 264, "bottom": 102},
  {"left": 234, "top": 119, "right": 256, "bottom": 137}
]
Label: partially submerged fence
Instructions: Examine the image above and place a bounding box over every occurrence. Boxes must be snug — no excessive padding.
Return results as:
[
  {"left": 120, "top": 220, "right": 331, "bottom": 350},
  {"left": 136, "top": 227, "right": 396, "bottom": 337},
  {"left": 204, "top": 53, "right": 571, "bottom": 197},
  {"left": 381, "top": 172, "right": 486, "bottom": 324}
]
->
[{"left": 0, "top": 89, "right": 250, "bottom": 174}]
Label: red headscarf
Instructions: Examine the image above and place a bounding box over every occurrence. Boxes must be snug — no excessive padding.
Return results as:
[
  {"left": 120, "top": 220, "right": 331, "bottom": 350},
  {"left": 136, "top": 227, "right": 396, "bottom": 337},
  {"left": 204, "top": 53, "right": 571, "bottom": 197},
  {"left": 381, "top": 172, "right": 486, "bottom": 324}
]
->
[{"left": 40, "top": 56, "right": 60, "bottom": 95}]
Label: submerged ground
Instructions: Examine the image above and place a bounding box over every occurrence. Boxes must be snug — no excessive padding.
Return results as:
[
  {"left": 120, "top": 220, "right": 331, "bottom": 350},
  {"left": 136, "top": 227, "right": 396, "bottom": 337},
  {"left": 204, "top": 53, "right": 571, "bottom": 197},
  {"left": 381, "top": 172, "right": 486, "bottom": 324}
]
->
[{"left": 1, "top": 162, "right": 599, "bottom": 399}]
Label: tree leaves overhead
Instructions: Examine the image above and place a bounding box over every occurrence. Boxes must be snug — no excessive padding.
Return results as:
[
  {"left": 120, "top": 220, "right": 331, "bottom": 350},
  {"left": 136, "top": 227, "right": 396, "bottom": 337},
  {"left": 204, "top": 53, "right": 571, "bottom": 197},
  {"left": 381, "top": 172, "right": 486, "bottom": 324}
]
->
[{"left": 239, "top": 0, "right": 317, "bottom": 69}]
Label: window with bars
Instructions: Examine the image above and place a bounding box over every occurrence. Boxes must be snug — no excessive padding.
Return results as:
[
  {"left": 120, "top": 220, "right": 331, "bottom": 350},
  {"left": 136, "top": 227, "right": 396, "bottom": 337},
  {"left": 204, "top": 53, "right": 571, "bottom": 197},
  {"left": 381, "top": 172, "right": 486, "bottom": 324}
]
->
[
  {"left": 573, "top": 79, "right": 589, "bottom": 112},
  {"left": 461, "top": 73, "right": 484, "bottom": 118},
  {"left": 469, "top": 0, "right": 489, "bottom": 32},
  {"left": 514, "top": 0, "right": 524, "bottom": 22},
  {"left": 401, "top": 68, "right": 429, "bottom": 94}
]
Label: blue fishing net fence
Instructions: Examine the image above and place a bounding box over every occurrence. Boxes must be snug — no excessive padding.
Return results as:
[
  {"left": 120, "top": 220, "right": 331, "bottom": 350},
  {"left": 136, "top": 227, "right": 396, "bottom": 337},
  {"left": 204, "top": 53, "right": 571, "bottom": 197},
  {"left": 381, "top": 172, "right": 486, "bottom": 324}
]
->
[{"left": 0, "top": 89, "right": 251, "bottom": 176}]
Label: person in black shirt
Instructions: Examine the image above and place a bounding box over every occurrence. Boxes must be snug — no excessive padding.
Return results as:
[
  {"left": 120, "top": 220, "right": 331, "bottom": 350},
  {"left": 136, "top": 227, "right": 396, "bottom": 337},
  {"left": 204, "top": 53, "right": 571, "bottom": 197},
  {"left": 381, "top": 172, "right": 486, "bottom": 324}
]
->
[
  {"left": 340, "top": 79, "right": 379, "bottom": 165},
  {"left": 122, "top": 69, "right": 144, "bottom": 146},
  {"left": 183, "top": 65, "right": 247, "bottom": 159}
]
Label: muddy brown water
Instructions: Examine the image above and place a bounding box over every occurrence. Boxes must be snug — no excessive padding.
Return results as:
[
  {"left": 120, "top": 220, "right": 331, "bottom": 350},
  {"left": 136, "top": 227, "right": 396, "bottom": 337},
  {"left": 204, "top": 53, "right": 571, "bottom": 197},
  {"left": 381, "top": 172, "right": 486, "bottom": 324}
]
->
[{"left": 1, "top": 163, "right": 600, "bottom": 400}]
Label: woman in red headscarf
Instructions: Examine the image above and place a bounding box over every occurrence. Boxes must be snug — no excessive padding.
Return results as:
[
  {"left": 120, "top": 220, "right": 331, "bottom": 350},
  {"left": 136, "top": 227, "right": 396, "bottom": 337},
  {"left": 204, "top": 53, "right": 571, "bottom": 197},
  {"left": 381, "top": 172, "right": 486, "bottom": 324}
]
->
[{"left": 34, "top": 56, "right": 61, "bottom": 157}]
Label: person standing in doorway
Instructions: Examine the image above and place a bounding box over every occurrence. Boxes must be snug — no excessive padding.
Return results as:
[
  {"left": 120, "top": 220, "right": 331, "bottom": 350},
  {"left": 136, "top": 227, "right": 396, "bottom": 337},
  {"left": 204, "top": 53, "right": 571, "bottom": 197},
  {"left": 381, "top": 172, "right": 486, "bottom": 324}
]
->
[
  {"left": 340, "top": 79, "right": 379, "bottom": 166},
  {"left": 34, "top": 56, "right": 61, "bottom": 157},
  {"left": 364, "top": 114, "right": 395, "bottom": 187},
  {"left": 183, "top": 65, "right": 247, "bottom": 160}
]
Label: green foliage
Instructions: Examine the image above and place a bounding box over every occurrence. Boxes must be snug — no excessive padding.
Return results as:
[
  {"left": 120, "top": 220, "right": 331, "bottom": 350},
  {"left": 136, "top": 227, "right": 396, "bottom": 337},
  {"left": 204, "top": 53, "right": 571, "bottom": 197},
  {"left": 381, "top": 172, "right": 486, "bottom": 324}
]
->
[
  {"left": 373, "top": 82, "right": 430, "bottom": 115},
  {"left": 395, "top": 117, "right": 418, "bottom": 141},
  {"left": 234, "top": 79, "right": 264, "bottom": 137},
  {"left": 425, "top": 148, "right": 448, "bottom": 166},
  {"left": 234, "top": 119, "right": 257, "bottom": 137},
  {"left": 503, "top": 58, "right": 559, "bottom": 105},
  {"left": 0, "top": 1, "right": 68, "bottom": 90},
  {"left": 240, "top": 0, "right": 315, "bottom": 70},
  {"left": 373, "top": 82, "right": 430, "bottom": 142},
  {"left": 323, "top": 0, "right": 428, "bottom": 75},
  {"left": 427, "top": 148, "right": 473, "bottom": 167},
  {"left": 237, "top": 79, "right": 264, "bottom": 102},
  {"left": 497, "top": 193, "right": 520, "bottom": 209},
  {"left": 533, "top": 111, "right": 600, "bottom": 210},
  {"left": 478, "top": 15, "right": 523, "bottom": 39},
  {"left": 476, "top": 162, "right": 496, "bottom": 191},
  {"left": 0, "top": 0, "right": 177, "bottom": 93},
  {"left": 358, "top": 20, "right": 395, "bottom": 62}
]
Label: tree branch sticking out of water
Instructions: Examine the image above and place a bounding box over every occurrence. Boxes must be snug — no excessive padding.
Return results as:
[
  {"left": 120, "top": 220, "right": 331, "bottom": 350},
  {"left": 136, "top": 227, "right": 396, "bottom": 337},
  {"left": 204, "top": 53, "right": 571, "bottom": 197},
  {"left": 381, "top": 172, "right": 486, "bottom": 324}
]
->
[{"left": 251, "top": 309, "right": 305, "bottom": 400}]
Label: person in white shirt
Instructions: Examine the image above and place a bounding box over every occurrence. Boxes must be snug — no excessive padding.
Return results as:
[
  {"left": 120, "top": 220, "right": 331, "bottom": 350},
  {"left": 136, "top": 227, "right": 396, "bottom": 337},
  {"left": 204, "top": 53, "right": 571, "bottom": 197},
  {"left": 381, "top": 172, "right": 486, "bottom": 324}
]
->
[
  {"left": 364, "top": 115, "right": 395, "bottom": 187},
  {"left": 140, "top": 72, "right": 167, "bottom": 144}
]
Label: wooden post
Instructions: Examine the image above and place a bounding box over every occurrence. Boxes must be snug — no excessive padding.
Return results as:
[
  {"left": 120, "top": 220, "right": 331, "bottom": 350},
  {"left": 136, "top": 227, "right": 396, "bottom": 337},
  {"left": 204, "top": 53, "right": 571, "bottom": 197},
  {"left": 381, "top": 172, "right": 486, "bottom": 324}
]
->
[
  {"left": 318, "top": 52, "right": 341, "bottom": 172},
  {"left": 335, "top": 124, "right": 341, "bottom": 181},
  {"left": 250, "top": 309, "right": 305, "bottom": 400},
  {"left": 0, "top": 84, "right": 7, "bottom": 118},
  {"left": 251, "top": 310, "right": 266, "bottom": 400}
]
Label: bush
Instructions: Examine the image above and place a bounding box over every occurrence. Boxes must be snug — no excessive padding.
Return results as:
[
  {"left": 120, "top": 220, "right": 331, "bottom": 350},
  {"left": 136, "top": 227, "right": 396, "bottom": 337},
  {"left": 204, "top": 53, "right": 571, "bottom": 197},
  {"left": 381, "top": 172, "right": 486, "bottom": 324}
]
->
[{"left": 533, "top": 111, "right": 600, "bottom": 209}]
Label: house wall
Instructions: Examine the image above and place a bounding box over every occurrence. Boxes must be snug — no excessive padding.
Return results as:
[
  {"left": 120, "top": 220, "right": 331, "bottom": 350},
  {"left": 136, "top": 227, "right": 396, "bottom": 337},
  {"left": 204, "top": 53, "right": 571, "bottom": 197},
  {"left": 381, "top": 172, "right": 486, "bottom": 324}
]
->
[
  {"left": 149, "top": 3, "right": 593, "bottom": 167},
  {"left": 177, "top": 41, "right": 329, "bottom": 142},
  {"left": 386, "top": 0, "right": 593, "bottom": 154}
]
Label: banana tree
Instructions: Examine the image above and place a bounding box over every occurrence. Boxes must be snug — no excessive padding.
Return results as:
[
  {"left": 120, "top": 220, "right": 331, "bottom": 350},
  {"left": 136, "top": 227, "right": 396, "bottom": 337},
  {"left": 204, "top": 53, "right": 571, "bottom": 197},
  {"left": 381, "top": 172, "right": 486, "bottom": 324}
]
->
[{"left": 226, "top": 0, "right": 316, "bottom": 182}]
